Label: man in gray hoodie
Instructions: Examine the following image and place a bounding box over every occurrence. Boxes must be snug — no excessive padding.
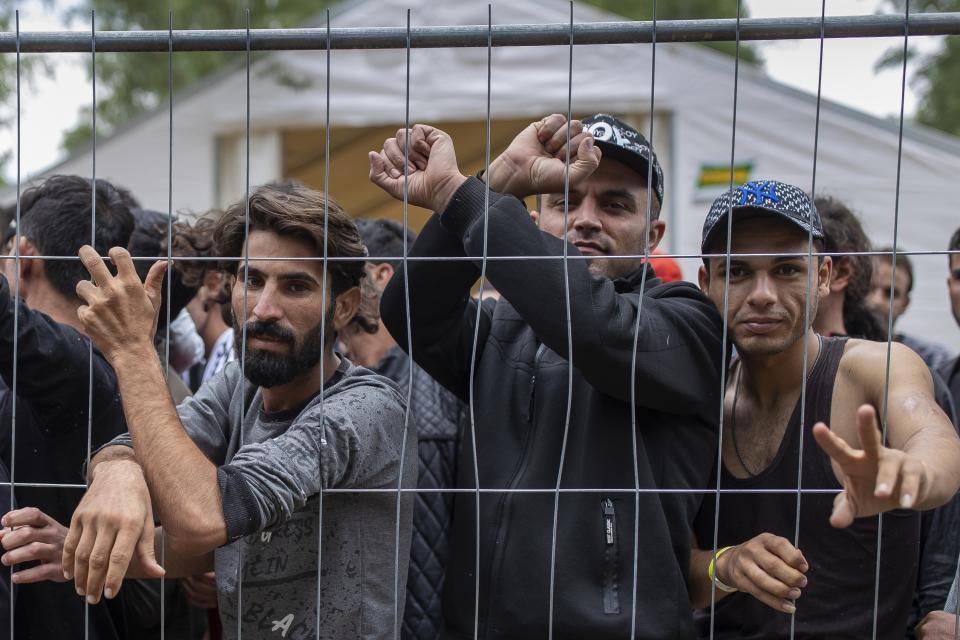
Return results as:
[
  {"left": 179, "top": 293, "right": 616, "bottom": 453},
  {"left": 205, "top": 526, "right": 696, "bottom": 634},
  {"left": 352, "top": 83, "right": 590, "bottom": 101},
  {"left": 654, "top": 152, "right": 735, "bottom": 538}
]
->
[{"left": 58, "top": 182, "right": 416, "bottom": 639}]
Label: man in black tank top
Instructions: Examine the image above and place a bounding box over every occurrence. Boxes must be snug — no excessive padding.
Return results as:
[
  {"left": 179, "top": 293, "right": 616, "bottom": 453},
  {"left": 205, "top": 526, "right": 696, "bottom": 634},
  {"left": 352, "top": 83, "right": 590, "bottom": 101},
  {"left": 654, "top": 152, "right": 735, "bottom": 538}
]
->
[{"left": 687, "top": 180, "right": 960, "bottom": 639}]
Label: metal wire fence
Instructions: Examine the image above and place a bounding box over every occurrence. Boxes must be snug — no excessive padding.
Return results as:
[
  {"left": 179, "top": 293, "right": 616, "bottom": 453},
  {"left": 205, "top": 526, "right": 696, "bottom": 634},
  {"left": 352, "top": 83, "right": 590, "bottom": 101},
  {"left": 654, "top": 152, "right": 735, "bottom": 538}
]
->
[{"left": 1, "top": 2, "right": 960, "bottom": 640}]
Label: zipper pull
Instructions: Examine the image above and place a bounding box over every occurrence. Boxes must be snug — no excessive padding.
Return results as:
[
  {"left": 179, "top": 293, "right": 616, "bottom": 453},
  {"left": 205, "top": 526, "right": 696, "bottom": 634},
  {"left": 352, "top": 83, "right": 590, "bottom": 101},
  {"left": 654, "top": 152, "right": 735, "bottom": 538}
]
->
[
  {"left": 527, "top": 374, "right": 536, "bottom": 422},
  {"left": 602, "top": 498, "right": 615, "bottom": 546}
]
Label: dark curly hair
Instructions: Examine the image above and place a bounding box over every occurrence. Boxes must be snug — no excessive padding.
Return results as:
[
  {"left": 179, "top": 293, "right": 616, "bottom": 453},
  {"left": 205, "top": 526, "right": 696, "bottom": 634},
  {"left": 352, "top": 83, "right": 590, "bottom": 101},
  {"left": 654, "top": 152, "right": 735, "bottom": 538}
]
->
[
  {"left": 213, "top": 181, "right": 366, "bottom": 299},
  {"left": 815, "top": 195, "right": 886, "bottom": 341}
]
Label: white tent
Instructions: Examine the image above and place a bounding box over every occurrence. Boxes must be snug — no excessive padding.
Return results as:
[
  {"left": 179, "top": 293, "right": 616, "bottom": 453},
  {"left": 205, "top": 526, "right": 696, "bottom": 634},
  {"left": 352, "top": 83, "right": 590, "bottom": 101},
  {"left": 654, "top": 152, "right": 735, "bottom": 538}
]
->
[{"left": 9, "top": 0, "right": 960, "bottom": 351}]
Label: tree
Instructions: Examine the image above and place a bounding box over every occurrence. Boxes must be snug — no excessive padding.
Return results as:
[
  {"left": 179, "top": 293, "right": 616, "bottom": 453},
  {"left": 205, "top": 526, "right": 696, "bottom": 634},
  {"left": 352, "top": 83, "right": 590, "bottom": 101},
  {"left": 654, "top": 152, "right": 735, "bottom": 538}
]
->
[
  {"left": 584, "top": 0, "right": 762, "bottom": 64},
  {"left": 0, "top": 2, "right": 53, "bottom": 185},
  {"left": 59, "top": 0, "right": 759, "bottom": 153},
  {"left": 60, "top": 0, "right": 338, "bottom": 153},
  {"left": 879, "top": 0, "right": 960, "bottom": 136}
]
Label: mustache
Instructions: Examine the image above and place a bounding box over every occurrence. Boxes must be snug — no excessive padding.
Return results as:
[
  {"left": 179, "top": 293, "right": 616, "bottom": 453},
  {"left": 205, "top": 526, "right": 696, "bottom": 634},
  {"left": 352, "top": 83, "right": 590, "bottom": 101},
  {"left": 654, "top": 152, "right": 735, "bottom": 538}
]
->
[{"left": 242, "top": 320, "right": 295, "bottom": 345}]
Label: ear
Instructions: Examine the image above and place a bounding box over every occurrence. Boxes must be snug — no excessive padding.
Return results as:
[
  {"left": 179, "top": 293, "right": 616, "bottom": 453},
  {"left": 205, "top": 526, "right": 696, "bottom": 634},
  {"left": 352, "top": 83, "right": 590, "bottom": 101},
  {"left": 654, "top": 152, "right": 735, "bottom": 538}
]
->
[
  {"left": 530, "top": 210, "right": 540, "bottom": 226},
  {"left": 8, "top": 237, "right": 38, "bottom": 288},
  {"left": 646, "top": 220, "right": 666, "bottom": 253},
  {"left": 818, "top": 256, "right": 833, "bottom": 298},
  {"left": 372, "top": 263, "right": 394, "bottom": 288},
  {"left": 332, "top": 286, "right": 362, "bottom": 332},
  {"left": 697, "top": 264, "right": 710, "bottom": 294},
  {"left": 829, "top": 256, "right": 852, "bottom": 293}
]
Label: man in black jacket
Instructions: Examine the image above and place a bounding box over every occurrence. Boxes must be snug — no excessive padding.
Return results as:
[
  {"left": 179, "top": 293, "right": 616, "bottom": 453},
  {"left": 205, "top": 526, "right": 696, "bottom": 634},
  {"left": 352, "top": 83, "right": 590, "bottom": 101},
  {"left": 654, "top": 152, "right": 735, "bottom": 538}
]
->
[
  {"left": 370, "top": 115, "right": 725, "bottom": 639},
  {"left": 0, "top": 176, "right": 135, "bottom": 639}
]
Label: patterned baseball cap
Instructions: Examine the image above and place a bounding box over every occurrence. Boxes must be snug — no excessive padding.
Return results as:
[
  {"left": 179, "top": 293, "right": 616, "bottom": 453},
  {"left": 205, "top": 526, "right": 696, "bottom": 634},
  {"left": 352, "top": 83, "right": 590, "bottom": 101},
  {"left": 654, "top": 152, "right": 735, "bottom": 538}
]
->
[
  {"left": 583, "top": 114, "right": 664, "bottom": 205},
  {"left": 700, "top": 179, "right": 823, "bottom": 253}
]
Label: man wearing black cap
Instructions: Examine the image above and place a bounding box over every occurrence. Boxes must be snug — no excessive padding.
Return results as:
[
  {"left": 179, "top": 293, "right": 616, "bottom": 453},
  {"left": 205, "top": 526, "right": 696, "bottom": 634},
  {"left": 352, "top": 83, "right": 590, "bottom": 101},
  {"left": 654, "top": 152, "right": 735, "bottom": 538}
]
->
[
  {"left": 370, "top": 115, "right": 725, "bottom": 638},
  {"left": 689, "top": 180, "right": 960, "bottom": 638}
]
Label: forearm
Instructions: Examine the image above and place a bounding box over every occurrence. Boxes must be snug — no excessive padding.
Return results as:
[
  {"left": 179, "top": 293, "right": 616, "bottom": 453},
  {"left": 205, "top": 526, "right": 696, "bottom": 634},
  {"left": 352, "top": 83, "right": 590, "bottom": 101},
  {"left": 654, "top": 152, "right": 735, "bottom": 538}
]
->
[
  {"left": 124, "top": 528, "right": 214, "bottom": 579},
  {"left": 111, "top": 342, "right": 226, "bottom": 553},
  {"left": 442, "top": 178, "right": 723, "bottom": 408},
  {"left": 689, "top": 547, "right": 735, "bottom": 609},
  {"left": 380, "top": 214, "right": 484, "bottom": 400},
  {"left": 905, "top": 429, "right": 960, "bottom": 510}
]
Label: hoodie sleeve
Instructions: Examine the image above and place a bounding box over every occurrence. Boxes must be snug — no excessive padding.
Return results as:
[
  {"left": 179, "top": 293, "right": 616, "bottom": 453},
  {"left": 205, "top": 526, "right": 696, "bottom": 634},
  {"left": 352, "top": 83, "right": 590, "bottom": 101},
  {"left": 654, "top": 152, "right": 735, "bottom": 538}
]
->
[
  {"left": 380, "top": 212, "right": 496, "bottom": 404},
  {"left": 0, "top": 273, "right": 126, "bottom": 439},
  {"left": 439, "top": 177, "right": 725, "bottom": 420},
  {"left": 216, "top": 379, "right": 407, "bottom": 542}
]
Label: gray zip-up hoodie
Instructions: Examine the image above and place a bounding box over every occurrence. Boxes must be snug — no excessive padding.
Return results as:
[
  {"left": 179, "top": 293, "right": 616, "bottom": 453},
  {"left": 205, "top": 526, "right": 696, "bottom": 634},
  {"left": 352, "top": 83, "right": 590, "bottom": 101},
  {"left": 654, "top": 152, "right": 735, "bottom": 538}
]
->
[{"left": 112, "top": 357, "right": 415, "bottom": 640}]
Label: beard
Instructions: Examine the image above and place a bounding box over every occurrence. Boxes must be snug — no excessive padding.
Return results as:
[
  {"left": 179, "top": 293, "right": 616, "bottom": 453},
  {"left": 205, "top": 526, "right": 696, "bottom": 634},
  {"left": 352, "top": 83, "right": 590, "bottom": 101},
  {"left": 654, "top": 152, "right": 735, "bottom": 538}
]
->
[{"left": 233, "top": 307, "right": 334, "bottom": 388}]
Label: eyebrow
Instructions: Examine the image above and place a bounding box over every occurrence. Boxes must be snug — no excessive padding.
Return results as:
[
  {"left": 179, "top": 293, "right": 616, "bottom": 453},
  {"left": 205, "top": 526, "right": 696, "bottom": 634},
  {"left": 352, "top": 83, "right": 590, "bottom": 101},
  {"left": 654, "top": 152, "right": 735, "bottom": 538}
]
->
[
  {"left": 545, "top": 188, "right": 639, "bottom": 203},
  {"left": 240, "top": 266, "right": 321, "bottom": 286}
]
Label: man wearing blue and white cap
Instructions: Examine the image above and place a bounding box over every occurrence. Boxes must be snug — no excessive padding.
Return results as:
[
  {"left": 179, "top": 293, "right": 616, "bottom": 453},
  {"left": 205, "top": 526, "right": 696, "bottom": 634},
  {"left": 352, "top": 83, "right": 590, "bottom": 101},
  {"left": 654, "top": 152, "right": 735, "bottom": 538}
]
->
[
  {"left": 371, "top": 114, "right": 725, "bottom": 638},
  {"left": 688, "top": 180, "right": 960, "bottom": 638}
]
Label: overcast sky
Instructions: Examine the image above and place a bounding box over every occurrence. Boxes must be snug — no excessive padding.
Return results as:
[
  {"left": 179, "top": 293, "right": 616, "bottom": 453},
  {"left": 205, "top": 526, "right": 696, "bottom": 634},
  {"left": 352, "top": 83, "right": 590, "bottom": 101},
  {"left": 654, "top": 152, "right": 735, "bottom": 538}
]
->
[{"left": 0, "top": 0, "right": 943, "bottom": 180}]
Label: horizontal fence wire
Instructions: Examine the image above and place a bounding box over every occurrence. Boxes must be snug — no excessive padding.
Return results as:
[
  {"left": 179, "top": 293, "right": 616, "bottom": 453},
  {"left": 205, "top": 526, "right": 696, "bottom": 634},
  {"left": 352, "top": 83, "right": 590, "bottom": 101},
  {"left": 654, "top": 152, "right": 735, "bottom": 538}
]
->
[{"left": 0, "top": 251, "right": 956, "bottom": 263}]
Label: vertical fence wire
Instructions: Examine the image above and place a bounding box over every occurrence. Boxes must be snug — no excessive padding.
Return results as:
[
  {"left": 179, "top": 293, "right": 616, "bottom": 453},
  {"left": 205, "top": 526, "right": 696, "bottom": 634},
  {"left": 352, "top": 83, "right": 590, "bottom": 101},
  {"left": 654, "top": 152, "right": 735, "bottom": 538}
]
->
[
  {"left": 874, "top": 2, "right": 911, "bottom": 638},
  {"left": 8, "top": 10, "right": 19, "bottom": 640},
  {"left": 545, "top": 4, "right": 577, "bottom": 637},
  {"left": 235, "top": 9, "right": 252, "bottom": 639},
  {"left": 707, "top": 2, "right": 742, "bottom": 635},
  {"left": 160, "top": 12, "right": 175, "bottom": 638},
  {"left": 789, "top": 1, "right": 827, "bottom": 636},
  {"left": 314, "top": 8, "right": 332, "bottom": 638},
  {"left": 464, "top": 7, "right": 495, "bottom": 636},
  {"left": 85, "top": 11, "right": 97, "bottom": 639},
  {"left": 627, "top": 0, "right": 657, "bottom": 635},
  {"left": 394, "top": 9, "right": 415, "bottom": 638}
]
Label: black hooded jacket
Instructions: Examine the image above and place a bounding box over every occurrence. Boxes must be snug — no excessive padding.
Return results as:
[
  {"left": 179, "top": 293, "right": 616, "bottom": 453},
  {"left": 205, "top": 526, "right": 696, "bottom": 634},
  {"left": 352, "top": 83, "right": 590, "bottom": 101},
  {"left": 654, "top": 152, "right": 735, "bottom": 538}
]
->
[{"left": 381, "top": 178, "right": 726, "bottom": 639}]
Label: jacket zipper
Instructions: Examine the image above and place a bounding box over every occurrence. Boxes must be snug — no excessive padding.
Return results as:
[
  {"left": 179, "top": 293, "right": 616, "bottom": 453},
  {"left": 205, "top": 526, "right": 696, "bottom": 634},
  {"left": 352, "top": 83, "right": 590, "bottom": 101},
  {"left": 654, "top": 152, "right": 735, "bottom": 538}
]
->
[{"left": 601, "top": 497, "right": 621, "bottom": 615}]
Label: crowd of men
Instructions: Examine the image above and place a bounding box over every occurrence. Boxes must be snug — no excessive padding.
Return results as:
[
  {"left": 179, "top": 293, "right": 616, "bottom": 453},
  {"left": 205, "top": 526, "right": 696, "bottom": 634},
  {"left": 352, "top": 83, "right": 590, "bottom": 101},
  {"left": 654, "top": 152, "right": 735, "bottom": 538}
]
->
[{"left": 0, "top": 112, "right": 955, "bottom": 639}]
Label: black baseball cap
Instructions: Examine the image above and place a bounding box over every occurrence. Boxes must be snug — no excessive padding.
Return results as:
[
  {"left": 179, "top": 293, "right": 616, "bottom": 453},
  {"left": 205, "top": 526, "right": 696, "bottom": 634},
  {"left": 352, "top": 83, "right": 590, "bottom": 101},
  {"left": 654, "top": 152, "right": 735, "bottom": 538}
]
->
[
  {"left": 583, "top": 114, "right": 664, "bottom": 206},
  {"left": 701, "top": 179, "right": 823, "bottom": 254}
]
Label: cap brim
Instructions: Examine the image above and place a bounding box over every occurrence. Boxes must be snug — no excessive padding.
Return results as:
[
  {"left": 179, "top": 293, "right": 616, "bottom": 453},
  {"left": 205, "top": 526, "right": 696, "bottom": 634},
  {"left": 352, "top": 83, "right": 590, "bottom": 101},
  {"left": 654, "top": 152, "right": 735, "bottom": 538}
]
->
[{"left": 701, "top": 206, "right": 823, "bottom": 255}]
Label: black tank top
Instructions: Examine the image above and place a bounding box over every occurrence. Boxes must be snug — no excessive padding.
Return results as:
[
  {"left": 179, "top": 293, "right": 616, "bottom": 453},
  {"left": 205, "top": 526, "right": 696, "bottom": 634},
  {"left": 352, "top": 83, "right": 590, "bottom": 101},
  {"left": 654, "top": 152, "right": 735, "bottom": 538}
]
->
[{"left": 693, "top": 336, "right": 921, "bottom": 639}]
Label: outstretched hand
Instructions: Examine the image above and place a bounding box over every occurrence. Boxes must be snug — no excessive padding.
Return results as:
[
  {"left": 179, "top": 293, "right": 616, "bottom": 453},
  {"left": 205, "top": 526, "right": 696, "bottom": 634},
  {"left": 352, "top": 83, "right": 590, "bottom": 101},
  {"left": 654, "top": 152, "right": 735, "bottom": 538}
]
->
[
  {"left": 813, "top": 404, "right": 929, "bottom": 528},
  {"left": 75, "top": 246, "right": 167, "bottom": 363},
  {"left": 484, "top": 113, "right": 602, "bottom": 199},
  {"left": 368, "top": 124, "right": 467, "bottom": 213}
]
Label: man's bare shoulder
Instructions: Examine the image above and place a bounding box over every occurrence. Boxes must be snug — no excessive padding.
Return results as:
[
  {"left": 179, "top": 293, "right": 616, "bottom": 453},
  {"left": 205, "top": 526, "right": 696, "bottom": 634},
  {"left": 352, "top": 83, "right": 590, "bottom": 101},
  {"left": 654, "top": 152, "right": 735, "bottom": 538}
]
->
[{"left": 838, "top": 338, "right": 932, "bottom": 394}]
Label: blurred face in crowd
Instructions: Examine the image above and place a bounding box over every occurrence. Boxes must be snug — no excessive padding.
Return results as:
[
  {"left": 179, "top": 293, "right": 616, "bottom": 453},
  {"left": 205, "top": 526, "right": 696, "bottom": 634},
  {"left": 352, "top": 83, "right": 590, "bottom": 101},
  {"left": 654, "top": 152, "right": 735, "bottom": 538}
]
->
[
  {"left": 868, "top": 257, "right": 911, "bottom": 323},
  {"left": 532, "top": 157, "right": 665, "bottom": 280},
  {"left": 232, "top": 229, "right": 358, "bottom": 388},
  {"left": 698, "top": 216, "right": 832, "bottom": 358},
  {"left": 337, "top": 261, "right": 391, "bottom": 368},
  {"left": 950, "top": 253, "right": 960, "bottom": 328}
]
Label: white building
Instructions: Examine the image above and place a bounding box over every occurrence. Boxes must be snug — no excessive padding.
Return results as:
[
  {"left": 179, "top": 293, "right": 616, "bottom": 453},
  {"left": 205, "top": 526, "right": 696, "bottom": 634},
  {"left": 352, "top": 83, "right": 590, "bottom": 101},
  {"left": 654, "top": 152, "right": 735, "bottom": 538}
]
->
[{"left": 10, "top": 0, "right": 960, "bottom": 351}]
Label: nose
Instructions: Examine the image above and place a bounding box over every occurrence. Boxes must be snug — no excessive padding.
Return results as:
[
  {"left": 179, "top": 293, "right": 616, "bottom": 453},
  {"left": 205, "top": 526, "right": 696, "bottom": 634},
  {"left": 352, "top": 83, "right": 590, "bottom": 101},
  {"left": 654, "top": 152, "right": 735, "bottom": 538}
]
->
[
  {"left": 571, "top": 197, "right": 602, "bottom": 234},
  {"left": 745, "top": 271, "right": 777, "bottom": 309},
  {"left": 248, "top": 281, "right": 283, "bottom": 323}
]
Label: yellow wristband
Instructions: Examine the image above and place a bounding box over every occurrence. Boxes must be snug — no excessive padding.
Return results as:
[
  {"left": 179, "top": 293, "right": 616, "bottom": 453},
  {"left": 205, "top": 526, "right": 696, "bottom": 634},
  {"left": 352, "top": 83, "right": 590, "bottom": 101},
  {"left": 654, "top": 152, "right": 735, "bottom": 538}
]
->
[{"left": 708, "top": 546, "right": 739, "bottom": 593}]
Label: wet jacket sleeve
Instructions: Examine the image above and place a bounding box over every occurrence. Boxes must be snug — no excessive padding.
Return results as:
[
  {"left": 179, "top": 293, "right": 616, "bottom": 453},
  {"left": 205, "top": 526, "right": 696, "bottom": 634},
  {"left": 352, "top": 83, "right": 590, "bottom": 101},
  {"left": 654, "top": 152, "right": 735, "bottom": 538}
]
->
[
  {"left": 437, "top": 177, "right": 725, "bottom": 418},
  {"left": 0, "top": 273, "right": 124, "bottom": 438},
  {"left": 380, "top": 212, "right": 495, "bottom": 404}
]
